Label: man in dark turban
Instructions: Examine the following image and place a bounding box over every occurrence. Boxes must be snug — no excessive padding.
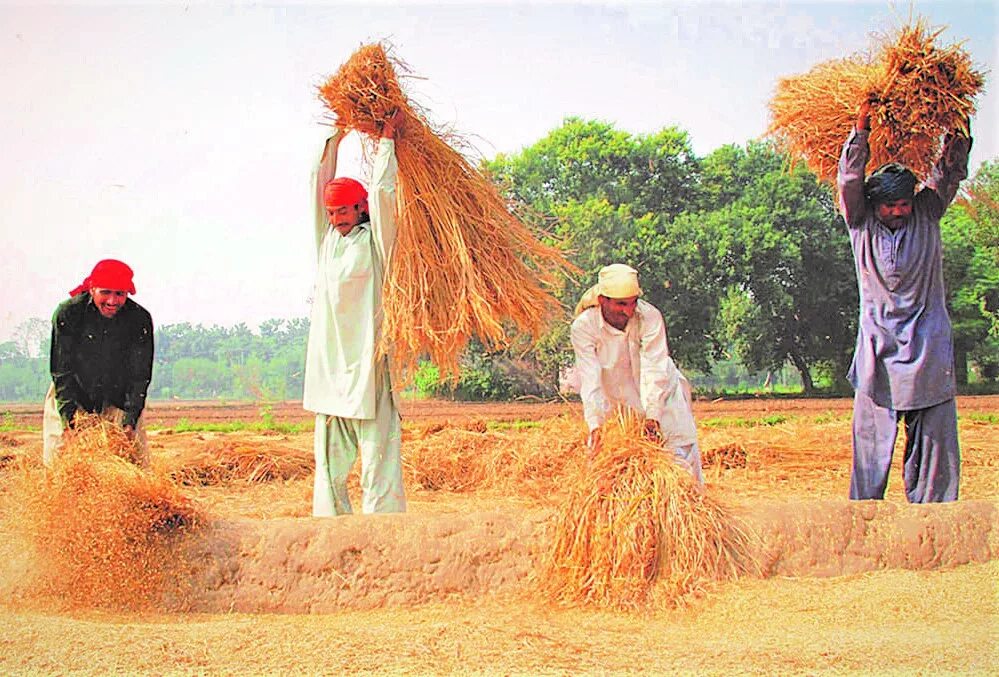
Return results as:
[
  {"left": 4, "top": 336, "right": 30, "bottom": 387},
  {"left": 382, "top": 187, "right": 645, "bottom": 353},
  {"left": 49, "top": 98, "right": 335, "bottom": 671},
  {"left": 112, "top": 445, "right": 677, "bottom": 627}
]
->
[
  {"left": 836, "top": 100, "right": 972, "bottom": 503},
  {"left": 43, "top": 259, "right": 154, "bottom": 467}
]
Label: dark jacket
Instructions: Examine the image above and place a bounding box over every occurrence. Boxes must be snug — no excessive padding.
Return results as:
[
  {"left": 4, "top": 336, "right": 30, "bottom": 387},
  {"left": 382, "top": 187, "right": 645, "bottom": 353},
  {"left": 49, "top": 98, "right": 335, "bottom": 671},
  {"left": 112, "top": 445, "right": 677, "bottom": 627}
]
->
[{"left": 50, "top": 293, "right": 153, "bottom": 428}]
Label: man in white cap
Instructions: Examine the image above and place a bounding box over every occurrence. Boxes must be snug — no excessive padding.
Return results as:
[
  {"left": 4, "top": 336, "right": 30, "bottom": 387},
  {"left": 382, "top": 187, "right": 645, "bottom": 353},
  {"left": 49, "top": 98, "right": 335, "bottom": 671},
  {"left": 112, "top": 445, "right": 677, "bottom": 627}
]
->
[{"left": 568, "top": 263, "right": 703, "bottom": 484}]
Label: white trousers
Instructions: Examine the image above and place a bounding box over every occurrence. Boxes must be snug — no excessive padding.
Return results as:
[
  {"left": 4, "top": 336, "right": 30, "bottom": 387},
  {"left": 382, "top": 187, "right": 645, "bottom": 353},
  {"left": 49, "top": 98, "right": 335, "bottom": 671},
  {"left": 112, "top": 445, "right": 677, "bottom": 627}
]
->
[
  {"left": 311, "top": 373, "right": 406, "bottom": 516},
  {"left": 42, "top": 383, "right": 150, "bottom": 469}
]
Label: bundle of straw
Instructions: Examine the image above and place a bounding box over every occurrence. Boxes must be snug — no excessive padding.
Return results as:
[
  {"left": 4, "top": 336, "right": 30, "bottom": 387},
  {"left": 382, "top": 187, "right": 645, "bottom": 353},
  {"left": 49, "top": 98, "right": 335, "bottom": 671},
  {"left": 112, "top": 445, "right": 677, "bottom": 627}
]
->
[
  {"left": 539, "top": 412, "right": 752, "bottom": 609},
  {"left": 318, "top": 43, "right": 575, "bottom": 382},
  {"left": 1, "top": 414, "right": 198, "bottom": 609},
  {"left": 768, "top": 19, "right": 984, "bottom": 186},
  {"left": 168, "top": 439, "right": 312, "bottom": 486}
]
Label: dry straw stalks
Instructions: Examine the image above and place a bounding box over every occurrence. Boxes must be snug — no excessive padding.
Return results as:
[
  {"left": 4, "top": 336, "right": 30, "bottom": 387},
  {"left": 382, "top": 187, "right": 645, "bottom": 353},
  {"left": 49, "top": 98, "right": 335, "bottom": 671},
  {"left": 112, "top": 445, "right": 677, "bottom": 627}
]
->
[
  {"left": 538, "top": 411, "right": 755, "bottom": 610},
  {"left": 168, "top": 438, "right": 312, "bottom": 486},
  {"left": 768, "top": 18, "right": 984, "bottom": 187},
  {"left": 318, "top": 42, "right": 576, "bottom": 383},
  {"left": 1, "top": 414, "right": 198, "bottom": 610}
]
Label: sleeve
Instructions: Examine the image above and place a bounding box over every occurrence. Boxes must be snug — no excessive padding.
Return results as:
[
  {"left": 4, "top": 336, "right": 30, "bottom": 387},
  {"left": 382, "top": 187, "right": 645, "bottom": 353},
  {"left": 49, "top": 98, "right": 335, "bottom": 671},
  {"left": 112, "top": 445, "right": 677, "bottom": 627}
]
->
[
  {"left": 570, "top": 312, "right": 610, "bottom": 432},
  {"left": 121, "top": 309, "right": 154, "bottom": 429},
  {"left": 837, "top": 128, "right": 871, "bottom": 229},
  {"left": 636, "top": 305, "right": 680, "bottom": 423},
  {"left": 49, "top": 302, "right": 83, "bottom": 426},
  {"left": 368, "top": 137, "right": 399, "bottom": 273},
  {"left": 922, "top": 133, "right": 972, "bottom": 220},
  {"left": 312, "top": 131, "right": 345, "bottom": 257}
]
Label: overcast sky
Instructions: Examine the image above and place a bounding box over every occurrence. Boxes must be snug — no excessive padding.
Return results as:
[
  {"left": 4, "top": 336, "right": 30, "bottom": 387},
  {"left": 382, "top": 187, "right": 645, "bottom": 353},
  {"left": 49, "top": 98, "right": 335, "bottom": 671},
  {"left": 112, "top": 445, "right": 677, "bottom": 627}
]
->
[{"left": 1, "top": 0, "right": 995, "bottom": 345}]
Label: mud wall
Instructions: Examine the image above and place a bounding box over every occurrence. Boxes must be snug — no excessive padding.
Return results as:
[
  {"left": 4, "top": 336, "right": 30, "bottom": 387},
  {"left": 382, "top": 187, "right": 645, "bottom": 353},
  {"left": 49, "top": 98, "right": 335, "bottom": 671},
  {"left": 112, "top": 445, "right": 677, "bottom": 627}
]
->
[{"left": 174, "top": 499, "right": 998, "bottom": 613}]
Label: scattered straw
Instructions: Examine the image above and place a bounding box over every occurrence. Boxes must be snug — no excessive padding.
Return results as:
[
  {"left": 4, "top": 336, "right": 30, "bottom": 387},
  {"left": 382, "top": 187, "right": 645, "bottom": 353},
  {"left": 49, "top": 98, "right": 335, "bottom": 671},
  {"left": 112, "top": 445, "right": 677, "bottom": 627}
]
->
[
  {"left": 1, "top": 414, "right": 199, "bottom": 610},
  {"left": 403, "top": 415, "right": 584, "bottom": 500},
  {"left": 318, "top": 42, "right": 576, "bottom": 383},
  {"left": 168, "top": 439, "right": 312, "bottom": 486},
  {"left": 703, "top": 443, "right": 749, "bottom": 469},
  {"left": 539, "top": 412, "right": 753, "bottom": 609},
  {"left": 768, "top": 18, "right": 985, "bottom": 186}
]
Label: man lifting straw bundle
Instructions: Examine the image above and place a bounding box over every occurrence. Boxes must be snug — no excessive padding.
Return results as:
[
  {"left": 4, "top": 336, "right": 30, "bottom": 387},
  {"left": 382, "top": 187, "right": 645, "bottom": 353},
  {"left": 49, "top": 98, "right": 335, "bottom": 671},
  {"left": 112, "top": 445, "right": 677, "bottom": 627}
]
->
[{"left": 306, "top": 43, "right": 573, "bottom": 516}]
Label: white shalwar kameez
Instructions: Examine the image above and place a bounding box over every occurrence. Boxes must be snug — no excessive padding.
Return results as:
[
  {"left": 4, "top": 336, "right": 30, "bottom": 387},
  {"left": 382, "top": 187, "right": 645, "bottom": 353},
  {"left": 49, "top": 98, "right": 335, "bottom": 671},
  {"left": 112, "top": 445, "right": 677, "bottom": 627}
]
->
[
  {"left": 303, "top": 137, "right": 406, "bottom": 515},
  {"left": 570, "top": 300, "right": 703, "bottom": 484}
]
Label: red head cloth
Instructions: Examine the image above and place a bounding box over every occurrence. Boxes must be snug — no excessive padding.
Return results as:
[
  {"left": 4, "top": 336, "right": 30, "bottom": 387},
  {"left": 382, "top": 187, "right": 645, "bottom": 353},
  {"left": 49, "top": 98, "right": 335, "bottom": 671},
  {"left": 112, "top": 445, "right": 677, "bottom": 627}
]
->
[
  {"left": 322, "top": 177, "right": 368, "bottom": 209},
  {"left": 69, "top": 259, "right": 136, "bottom": 297}
]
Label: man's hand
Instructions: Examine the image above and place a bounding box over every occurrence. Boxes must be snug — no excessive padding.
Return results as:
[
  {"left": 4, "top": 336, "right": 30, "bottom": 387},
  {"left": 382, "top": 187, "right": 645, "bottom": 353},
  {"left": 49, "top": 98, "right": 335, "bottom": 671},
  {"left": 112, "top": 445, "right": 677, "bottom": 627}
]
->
[
  {"left": 643, "top": 419, "right": 662, "bottom": 443},
  {"left": 856, "top": 99, "right": 872, "bottom": 132},
  {"left": 587, "top": 428, "right": 603, "bottom": 458},
  {"left": 381, "top": 109, "right": 404, "bottom": 140}
]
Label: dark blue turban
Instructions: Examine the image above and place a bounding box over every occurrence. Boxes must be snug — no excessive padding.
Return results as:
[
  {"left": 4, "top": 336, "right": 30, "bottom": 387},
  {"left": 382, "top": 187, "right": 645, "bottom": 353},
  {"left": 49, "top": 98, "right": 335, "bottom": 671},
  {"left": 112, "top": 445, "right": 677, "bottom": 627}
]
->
[{"left": 864, "top": 163, "right": 917, "bottom": 205}]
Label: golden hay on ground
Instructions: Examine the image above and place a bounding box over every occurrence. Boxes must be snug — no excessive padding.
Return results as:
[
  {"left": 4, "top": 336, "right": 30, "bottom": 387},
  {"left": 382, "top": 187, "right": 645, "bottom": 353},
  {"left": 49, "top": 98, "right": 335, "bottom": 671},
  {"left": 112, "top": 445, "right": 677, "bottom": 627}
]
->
[
  {"left": 768, "top": 19, "right": 984, "bottom": 185},
  {"left": 318, "top": 42, "right": 576, "bottom": 383},
  {"left": 403, "top": 415, "right": 584, "bottom": 499},
  {"left": 0, "top": 415, "right": 199, "bottom": 610},
  {"left": 167, "top": 438, "right": 312, "bottom": 486},
  {"left": 539, "top": 413, "right": 754, "bottom": 609}
]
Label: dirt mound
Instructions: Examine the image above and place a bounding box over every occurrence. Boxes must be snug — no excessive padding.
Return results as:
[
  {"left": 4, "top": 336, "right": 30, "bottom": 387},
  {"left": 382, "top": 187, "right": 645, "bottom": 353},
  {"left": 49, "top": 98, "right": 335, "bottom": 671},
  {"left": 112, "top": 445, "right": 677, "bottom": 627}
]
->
[{"left": 171, "top": 499, "right": 997, "bottom": 613}]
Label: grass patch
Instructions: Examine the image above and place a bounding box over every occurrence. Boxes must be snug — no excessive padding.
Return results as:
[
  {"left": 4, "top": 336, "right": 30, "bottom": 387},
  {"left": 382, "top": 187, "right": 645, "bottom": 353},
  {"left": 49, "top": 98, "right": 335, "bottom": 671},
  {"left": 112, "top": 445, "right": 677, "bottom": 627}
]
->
[
  {"left": 700, "top": 414, "right": 791, "bottom": 429},
  {"left": 0, "top": 412, "right": 36, "bottom": 432},
  {"left": 487, "top": 420, "right": 543, "bottom": 431},
  {"left": 153, "top": 418, "right": 309, "bottom": 435},
  {"left": 962, "top": 412, "right": 999, "bottom": 425}
]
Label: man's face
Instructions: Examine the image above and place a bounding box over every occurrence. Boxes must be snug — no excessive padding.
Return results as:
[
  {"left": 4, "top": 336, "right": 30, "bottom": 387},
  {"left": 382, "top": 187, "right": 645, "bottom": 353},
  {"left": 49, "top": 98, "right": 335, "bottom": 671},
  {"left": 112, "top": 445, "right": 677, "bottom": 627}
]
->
[
  {"left": 598, "top": 295, "right": 639, "bottom": 331},
  {"left": 326, "top": 202, "right": 364, "bottom": 237},
  {"left": 90, "top": 288, "right": 128, "bottom": 318},
  {"left": 876, "top": 198, "right": 913, "bottom": 229}
]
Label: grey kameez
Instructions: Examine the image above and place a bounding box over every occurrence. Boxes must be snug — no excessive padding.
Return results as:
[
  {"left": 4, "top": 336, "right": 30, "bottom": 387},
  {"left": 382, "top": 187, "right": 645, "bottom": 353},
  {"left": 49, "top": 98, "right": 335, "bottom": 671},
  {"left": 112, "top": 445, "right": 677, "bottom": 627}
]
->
[{"left": 837, "top": 128, "right": 970, "bottom": 502}]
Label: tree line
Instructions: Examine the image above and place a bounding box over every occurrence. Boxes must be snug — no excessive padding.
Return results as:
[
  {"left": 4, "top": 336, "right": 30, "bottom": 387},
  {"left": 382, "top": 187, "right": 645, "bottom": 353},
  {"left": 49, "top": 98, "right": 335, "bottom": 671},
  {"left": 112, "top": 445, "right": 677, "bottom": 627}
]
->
[{"left": 1, "top": 118, "right": 996, "bottom": 402}]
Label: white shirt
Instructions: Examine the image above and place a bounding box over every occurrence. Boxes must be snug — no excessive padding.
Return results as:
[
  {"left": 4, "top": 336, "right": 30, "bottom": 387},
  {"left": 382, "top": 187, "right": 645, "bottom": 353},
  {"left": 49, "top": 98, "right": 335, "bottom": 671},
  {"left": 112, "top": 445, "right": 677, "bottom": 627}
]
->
[
  {"left": 303, "top": 138, "right": 398, "bottom": 419},
  {"left": 569, "top": 300, "right": 697, "bottom": 447}
]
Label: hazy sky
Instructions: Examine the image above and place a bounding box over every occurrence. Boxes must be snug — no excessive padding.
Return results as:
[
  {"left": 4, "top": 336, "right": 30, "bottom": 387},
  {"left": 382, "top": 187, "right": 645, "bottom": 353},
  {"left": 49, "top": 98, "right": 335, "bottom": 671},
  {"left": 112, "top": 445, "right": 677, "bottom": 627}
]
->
[{"left": 1, "top": 0, "right": 996, "bottom": 345}]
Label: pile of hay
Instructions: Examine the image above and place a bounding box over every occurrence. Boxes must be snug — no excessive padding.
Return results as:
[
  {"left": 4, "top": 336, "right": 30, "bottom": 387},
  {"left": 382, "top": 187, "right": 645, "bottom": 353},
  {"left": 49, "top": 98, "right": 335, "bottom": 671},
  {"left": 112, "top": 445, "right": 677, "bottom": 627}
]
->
[
  {"left": 403, "top": 416, "right": 584, "bottom": 499},
  {"left": 768, "top": 18, "right": 984, "bottom": 185},
  {"left": 168, "top": 439, "right": 312, "bottom": 486},
  {"left": 1, "top": 415, "right": 198, "bottom": 610},
  {"left": 318, "top": 42, "right": 575, "bottom": 383},
  {"left": 538, "top": 413, "right": 753, "bottom": 609},
  {"left": 703, "top": 443, "right": 749, "bottom": 469}
]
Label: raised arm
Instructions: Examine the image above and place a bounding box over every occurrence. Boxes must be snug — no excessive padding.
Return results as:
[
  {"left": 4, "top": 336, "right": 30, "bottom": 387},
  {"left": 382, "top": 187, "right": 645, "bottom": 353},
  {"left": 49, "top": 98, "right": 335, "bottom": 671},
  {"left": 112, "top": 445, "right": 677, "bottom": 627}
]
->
[
  {"left": 923, "top": 120, "right": 972, "bottom": 219},
  {"left": 837, "top": 101, "right": 872, "bottom": 228},
  {"left": 312, "top": 127, "right": 346, "bottom": 255},
  {"left": 369, "top": 111, "right": 401, "bottom": 270}
]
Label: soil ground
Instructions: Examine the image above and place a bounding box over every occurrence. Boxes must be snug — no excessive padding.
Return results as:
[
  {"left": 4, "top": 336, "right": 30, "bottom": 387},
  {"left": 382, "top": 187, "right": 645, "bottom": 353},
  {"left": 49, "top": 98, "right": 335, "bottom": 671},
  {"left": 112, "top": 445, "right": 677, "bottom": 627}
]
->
[{"left": 1, "top": 396, "right": 997, "bottom": 675}]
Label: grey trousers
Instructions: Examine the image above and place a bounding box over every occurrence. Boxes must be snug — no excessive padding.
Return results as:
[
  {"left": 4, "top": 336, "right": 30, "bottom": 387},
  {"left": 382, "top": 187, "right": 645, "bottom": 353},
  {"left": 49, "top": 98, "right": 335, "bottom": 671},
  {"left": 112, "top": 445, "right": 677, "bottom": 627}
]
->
[{"left": 849, "top": 391, "right": 960, "bottom": 503}]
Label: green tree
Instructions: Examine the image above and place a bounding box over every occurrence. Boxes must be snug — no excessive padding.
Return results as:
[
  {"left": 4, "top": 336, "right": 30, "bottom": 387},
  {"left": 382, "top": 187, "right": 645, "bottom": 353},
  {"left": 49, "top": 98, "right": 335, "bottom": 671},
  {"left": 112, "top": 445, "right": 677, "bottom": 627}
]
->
[
  {"left": 695, "top": 148, "right": 856, "bottom": 391},
  {"left": 941, "top": 204, "right": 999, "bottom": 384}
]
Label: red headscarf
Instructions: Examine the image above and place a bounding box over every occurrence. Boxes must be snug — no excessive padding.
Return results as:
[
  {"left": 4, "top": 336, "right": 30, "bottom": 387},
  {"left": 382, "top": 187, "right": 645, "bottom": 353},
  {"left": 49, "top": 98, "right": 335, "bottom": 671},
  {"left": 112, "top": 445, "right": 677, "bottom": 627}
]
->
[
  {"left": 69, "top": 259, "right": 136, "bottom": 297},
  {"left": 322, "top": 177, "right": 368, "bottom": 209}
]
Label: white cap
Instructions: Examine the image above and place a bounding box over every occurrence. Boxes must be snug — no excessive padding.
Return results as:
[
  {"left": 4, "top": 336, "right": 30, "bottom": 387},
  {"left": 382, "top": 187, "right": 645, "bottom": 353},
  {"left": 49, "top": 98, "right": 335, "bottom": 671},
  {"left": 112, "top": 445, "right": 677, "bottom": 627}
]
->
[{"left": 598, "top": 263, "right": 642, "bottom": 299}]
